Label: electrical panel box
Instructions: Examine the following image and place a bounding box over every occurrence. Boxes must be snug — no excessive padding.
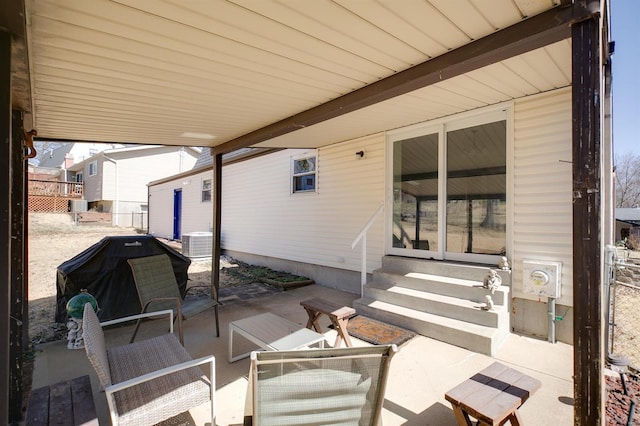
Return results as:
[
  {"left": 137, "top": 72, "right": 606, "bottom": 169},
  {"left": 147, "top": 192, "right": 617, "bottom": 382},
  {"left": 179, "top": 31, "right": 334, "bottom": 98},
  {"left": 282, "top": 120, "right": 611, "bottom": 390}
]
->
[{"left": 522, "top": 260, "right": 562, "bottom": 298}]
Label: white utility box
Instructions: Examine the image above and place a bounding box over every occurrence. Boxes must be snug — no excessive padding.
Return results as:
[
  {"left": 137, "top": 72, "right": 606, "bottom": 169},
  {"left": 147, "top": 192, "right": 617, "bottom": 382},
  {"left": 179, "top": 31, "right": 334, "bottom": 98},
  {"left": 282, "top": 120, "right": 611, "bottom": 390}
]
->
[{"left": 522, "top": 260, "right": 562, "bottom": 298}]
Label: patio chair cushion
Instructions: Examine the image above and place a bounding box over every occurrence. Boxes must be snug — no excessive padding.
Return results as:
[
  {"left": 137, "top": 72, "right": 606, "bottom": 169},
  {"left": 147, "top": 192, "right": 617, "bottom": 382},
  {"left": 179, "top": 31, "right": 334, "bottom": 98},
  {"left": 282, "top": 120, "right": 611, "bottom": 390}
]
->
[
  {"left": 83, "top": 303, "right": 214, "bottom": 426},
  {"left": 256, "top": 369, "right": 371, "bottom": 425},
  {"left": 127, "top": 254, "right": 220, "bottom": 343},
  {"left": 249, "top": 345, "right": 397, "bottom": 426},
  {"left": 107, "top": 334, "right": 211, "bottom": 426}
]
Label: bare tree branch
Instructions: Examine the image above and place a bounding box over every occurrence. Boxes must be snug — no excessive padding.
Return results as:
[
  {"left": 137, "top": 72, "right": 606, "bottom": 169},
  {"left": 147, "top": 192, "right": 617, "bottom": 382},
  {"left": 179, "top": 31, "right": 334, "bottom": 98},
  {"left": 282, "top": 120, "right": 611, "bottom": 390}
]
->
[{"left": 615, "top": 153, "right": 640, "bottom": 208}]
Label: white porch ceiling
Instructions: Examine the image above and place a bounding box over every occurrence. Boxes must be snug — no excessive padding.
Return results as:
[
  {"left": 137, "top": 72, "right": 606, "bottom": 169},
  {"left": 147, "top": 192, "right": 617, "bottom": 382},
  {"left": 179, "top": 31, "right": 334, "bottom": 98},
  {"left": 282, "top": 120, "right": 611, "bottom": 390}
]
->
[{"left": 25, "top": 0, "right": 567, "bottom": 150}]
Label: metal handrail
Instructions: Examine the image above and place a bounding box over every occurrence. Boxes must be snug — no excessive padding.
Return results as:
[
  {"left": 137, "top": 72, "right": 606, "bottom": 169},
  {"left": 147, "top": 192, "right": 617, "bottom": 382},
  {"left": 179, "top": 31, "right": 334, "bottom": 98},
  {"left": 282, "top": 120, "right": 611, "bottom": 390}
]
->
[{"left": 351, "top": 203, "right": 384, "bottom": 296}]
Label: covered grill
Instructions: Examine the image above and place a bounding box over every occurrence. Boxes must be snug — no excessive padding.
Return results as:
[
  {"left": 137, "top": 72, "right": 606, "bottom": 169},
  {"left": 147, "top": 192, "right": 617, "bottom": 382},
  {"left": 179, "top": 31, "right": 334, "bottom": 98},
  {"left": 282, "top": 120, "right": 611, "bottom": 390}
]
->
[{"left": 55, "top": 235, "right": 190, "bottom": 322}]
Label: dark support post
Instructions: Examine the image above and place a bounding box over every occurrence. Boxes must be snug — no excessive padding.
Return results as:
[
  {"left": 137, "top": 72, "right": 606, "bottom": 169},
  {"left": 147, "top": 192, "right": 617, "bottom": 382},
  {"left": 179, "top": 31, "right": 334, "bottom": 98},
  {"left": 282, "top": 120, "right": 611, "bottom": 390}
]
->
[
  {"left": 572, "top": 2, "right": 603, "bottom": 425},
  {"left": 1, "top": 30, "right": 12, "bottom": 425},
  {"left": 466, "top": 200, "right": 473, "bottom": 254},
  {"left": 211, "top": 149, "right": 223, "bottom": 302},
  {"left": 9, "top": 109, "right": 26, "bottom": 423}
]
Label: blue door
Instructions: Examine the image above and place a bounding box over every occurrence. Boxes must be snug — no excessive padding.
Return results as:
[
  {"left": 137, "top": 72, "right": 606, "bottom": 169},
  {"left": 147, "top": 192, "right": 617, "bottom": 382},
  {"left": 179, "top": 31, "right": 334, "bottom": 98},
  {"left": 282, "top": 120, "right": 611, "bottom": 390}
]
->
[{"left": 173, "top": 189, "right": 182, "bottom": 240}]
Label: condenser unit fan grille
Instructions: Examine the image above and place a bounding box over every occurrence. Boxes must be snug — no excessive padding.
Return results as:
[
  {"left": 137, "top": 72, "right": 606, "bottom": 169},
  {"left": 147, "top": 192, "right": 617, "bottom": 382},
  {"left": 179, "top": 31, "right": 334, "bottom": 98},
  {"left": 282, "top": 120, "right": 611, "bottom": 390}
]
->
[{"left": 182, "top": 232, "right": 212, "bottom": 258}]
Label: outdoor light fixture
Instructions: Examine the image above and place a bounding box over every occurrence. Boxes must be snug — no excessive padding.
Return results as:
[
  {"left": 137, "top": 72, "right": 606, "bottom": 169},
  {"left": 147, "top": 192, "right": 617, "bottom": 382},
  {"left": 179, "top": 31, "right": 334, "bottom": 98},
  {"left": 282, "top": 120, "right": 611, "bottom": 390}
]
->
[
  {"left": 355, "top": 150, "right": 365, "bottom": 158},
  {"left": 180, "top": 132, "right": 216, "bottom": 140}
]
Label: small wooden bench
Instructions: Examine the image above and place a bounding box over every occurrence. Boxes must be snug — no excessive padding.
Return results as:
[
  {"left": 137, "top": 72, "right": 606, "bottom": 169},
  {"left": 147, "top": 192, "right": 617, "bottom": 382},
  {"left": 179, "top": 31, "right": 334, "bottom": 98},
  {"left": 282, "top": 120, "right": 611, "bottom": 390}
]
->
[
  {"left": 445, "top": 362, "right": 541, "bottom": 426},
  {"left": 300, "top": 298, "right": 356, "bottom": 348},
  {"left": 25, "top": 375, "right": 98, "bottom": 426}
]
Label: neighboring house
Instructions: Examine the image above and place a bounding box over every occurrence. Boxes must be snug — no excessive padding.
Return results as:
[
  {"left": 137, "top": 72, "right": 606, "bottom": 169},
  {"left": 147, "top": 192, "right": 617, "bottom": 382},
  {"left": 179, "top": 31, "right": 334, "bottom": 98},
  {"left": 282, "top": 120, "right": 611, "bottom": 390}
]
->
[
  {"left": 27, "top": 143, "right": 122, "bottom": 212},
  {"left": 69, "top": 145, "right": 200, "bottom": 227},
  {"left": 616, "top": 208, "right": 640, "bottom": 241},
  {"left": 36, "top": 142, "right": 122, "bottom": 181}
]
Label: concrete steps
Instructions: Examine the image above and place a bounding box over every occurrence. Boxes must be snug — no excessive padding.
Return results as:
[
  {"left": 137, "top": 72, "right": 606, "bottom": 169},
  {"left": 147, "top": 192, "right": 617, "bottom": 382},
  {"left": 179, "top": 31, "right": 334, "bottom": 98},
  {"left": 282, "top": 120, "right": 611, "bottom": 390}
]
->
[{"left": 353, "top": 256, "right": 512, "bottom": 356}]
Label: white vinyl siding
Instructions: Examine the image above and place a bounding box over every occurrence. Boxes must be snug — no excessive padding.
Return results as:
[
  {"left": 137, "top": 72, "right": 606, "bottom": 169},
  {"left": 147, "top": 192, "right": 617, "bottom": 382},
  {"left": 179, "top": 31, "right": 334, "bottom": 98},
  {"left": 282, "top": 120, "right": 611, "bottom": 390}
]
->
[
  {"left": 148, "top": 181, "right": 178, "bottom": 239},
  {"left": 222, "top": 134, "right": 385, "bottom": 272},
  {"left": 512, "top": 87, "right": 573, "bottom": 305},
  {"left": 181, "top": 174, "right": 214, "bottom": 234},
  {"left": 149, "top": 170, "right": 214, "bottom": 239}
]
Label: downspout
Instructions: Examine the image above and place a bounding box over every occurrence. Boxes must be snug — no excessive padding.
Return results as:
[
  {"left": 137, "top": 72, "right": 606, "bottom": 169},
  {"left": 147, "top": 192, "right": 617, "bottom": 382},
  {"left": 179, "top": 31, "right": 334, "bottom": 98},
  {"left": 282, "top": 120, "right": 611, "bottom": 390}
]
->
[{"left": 102, "top": 154, "right": 119, "bottom": 226}]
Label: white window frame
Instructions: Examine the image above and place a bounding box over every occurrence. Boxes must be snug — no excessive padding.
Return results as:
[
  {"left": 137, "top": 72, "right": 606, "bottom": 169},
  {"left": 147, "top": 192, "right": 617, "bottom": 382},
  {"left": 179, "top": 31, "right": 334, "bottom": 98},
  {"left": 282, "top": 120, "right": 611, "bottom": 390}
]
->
[
  {"left": 291, "top": 151, "right": 318, "bottom": 194},
  {"left": 201, "top": 178, "right": 212, "bottom": 202},
  {"left": 88, "top": 161, "right": 97, "bottom": 176},
  {"left": 385, "top": 103, "right": 512, "bottom": 264}
]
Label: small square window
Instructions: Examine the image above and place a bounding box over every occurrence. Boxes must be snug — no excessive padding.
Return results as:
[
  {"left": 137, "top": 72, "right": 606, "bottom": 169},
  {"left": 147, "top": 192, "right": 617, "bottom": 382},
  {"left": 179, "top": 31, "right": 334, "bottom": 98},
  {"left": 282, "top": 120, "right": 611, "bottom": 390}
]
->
[
  {"left": 88, "top": 161, "right": 97, "bottom": 176},
  {"left": 291, "top": 153, "right": 317, "bottom": 193},
  {"left": 202, "top": 179, "right": 212, "bottom": 202}
]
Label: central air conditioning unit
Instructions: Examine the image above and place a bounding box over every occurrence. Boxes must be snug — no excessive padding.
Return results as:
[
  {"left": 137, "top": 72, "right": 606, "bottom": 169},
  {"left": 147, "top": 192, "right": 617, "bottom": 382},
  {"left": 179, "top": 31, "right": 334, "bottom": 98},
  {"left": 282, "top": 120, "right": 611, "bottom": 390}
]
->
[{"left": 181, "top": 232, "right": 213, "bottom": 258}]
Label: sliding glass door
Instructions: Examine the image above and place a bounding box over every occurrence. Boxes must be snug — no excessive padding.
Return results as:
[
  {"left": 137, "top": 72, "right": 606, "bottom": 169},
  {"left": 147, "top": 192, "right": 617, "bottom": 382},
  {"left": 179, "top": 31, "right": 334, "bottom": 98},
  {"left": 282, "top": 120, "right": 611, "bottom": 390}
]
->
[
  {"left": 392, "top": 131, "right": 440, "bottom": 253},
  {"left": 389, "top": 111, "right": 507, "bottom": 263}
]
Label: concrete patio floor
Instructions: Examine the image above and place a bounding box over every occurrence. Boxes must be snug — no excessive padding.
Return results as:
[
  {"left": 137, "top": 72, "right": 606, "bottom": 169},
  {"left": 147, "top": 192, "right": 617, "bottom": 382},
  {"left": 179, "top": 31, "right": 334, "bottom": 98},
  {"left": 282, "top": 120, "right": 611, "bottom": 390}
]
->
[{"left": 31, "top": 283, "right": 574, "bottom": 425}]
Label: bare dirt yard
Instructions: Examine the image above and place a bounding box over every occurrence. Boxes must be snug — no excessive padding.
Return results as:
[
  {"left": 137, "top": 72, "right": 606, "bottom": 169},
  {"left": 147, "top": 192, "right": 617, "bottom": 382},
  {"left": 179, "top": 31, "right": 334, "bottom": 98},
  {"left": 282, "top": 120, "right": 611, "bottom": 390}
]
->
[
  {"left": 28, "top": 213, "right": 140, "bottom": 343},
  {"left": 27, "top": 212, "right": 303, "bottom": 344},
  {"left": 28, "top": 213, "right": 232, "bottom": 343}
]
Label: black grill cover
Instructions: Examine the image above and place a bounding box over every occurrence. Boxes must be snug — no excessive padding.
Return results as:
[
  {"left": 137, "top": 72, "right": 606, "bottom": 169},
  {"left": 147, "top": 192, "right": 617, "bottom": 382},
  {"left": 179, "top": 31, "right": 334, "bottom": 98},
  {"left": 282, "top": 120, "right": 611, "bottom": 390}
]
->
[{"left": 55, "top": 235, "right": 191, "bottom": 323}]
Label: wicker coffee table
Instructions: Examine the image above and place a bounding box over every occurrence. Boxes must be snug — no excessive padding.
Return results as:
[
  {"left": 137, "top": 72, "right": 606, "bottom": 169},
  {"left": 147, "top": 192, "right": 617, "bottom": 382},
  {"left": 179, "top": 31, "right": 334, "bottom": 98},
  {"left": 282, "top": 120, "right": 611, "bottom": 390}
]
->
[{"left": 228, "top": 312, "right": 326, "bottom": 362}]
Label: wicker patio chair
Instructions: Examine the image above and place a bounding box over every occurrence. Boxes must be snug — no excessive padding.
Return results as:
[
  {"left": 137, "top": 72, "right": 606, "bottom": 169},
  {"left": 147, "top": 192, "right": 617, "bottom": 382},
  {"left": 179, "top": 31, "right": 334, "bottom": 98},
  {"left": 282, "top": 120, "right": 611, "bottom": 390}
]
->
[
  {"left": 82, "top": 303, "right": 216, "bottom": 426},
  {"left": 245, "top": 344, "right": 398, "bottom": 426},
  {"left": 127, "top": 254, "right": 220, "bottom": 344}
]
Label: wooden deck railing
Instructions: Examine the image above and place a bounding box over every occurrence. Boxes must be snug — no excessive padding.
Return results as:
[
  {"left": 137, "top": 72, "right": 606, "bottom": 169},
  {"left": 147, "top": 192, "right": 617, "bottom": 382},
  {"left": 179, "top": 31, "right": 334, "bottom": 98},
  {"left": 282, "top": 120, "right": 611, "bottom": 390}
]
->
[{"left": 28, "top": 179, "right": 83, "bottom": 198}]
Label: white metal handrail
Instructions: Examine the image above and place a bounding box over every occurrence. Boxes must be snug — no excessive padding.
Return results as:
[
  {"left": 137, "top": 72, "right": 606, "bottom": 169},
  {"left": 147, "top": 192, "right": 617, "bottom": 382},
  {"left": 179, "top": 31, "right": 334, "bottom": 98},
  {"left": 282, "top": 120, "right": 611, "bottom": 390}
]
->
[{"left": 351, "top": 203, "right": 384, "bottom": 296}]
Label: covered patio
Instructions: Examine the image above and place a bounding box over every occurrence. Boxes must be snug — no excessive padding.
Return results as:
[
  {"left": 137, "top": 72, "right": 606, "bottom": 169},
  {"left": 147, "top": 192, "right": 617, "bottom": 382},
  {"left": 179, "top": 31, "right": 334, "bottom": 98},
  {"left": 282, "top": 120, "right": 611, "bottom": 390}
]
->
[
  {"left": 31, "top": 283, "right": 574, "bottom": 425},
  {"left": 3, "top": 0, "right": 611, "bottom": 424}
]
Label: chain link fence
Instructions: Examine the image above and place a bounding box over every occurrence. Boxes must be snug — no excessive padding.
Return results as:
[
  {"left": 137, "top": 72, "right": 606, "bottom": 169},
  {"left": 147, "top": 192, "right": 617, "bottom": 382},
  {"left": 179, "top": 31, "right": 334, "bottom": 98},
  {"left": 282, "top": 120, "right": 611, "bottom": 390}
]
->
[{"left": 607, "top": 247, "right": 640, "bottom": 370}]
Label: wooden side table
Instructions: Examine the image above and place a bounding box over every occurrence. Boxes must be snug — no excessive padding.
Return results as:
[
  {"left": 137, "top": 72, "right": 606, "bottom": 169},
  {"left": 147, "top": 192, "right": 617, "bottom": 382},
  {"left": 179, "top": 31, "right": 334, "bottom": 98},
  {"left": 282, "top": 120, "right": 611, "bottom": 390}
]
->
[
  {"left": 445, "top": 362, "right": 541, "bottom": 426},
  {"left": 300, "top": 298, "right": 356, "bottom": 348}
]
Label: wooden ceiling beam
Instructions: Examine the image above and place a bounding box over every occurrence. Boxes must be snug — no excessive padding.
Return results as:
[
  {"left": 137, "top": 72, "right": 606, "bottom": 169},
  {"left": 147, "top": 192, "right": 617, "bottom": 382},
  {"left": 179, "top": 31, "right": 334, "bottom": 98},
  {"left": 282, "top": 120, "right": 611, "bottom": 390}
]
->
[{"left": 215, "top": 4, "right": 593, "bottom": 155}]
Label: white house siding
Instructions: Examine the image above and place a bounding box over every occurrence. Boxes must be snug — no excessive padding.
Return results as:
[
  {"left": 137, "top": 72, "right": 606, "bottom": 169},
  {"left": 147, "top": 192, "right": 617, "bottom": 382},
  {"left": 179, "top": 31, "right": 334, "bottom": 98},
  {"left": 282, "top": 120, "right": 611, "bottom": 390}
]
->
[
  {"left": 221, "top": 135, "right": 385, "bottom": 289},
  {"left": 148, "top": 179, "right": 178, "bottom": 239},
  {"left": 112, "top": 148, "right": 196, "bottom": 202},
  {"left": 180, "top": 173, "right": 215, "bottom": 234},
  {"left": 148, "top": 169, "right": 214, "bottom": 239},
  {"left": 89, "top": 147, "right": 197, "bottom": 226},
  {"left": 511, "top": 87, "right": 574, "bottom": 342},
  {"left": 82, "top": 158, "right": 104, "bottom": 203},
  {"left": 100, "top": 160, "right": 116, "bottom": 201}
]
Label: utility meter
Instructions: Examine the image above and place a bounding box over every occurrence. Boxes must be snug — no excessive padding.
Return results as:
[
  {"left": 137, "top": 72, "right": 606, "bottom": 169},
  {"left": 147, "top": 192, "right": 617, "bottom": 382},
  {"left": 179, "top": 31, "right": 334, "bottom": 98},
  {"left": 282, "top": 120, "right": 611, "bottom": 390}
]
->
[{"left": 522, "top": 260, "right": 562, "bottom": 298}]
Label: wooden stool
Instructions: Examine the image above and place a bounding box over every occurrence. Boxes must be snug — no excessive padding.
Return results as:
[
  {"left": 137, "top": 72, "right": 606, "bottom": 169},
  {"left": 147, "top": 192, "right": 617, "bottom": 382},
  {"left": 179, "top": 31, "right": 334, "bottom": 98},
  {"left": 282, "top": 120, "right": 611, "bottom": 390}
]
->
[
  {"left": 445, "top": 362, "right": 541, "bottom": 426},
  {"left": 300, "top": 298, "right": 356, "bottom": 348}
]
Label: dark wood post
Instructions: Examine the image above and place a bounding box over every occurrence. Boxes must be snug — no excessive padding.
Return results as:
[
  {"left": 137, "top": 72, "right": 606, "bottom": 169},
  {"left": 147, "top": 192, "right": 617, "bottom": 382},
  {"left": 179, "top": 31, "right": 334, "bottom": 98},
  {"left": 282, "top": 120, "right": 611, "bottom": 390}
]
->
[
  {"left": 9, "top": 109, "right": 27, "bottom": 423},
  {"left": 211, "top": 149, "right": 223, "bottom": 302},
  {"left": 571, "top": 1, "right": 604, "bottom": 424},
  {"left": 0, "top": 30, "right": 12, "bottom": 425}
]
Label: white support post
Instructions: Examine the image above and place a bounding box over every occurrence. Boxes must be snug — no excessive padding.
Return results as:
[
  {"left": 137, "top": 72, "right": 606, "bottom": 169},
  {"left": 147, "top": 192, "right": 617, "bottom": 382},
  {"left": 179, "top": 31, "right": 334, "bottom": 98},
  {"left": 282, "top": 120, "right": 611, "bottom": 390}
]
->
[{"left": 361, "top": 235, "right": 367, "bottom": 297}]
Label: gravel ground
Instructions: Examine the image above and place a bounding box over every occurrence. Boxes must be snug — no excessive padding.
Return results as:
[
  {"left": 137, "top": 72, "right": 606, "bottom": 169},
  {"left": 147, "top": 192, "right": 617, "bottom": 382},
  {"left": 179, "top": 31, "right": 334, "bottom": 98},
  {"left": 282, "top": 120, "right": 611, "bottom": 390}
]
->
[{"left": 607, "top": 372, "right": 640, "bottom": 425}]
